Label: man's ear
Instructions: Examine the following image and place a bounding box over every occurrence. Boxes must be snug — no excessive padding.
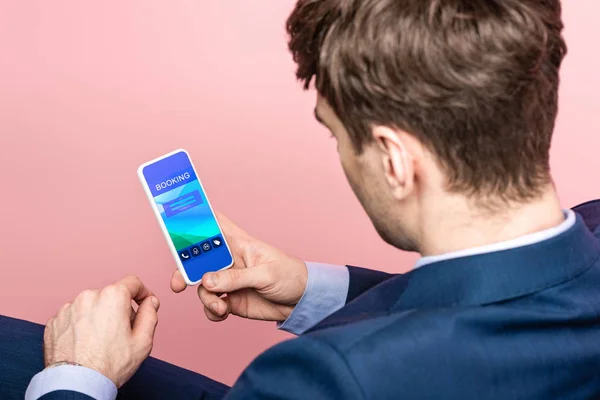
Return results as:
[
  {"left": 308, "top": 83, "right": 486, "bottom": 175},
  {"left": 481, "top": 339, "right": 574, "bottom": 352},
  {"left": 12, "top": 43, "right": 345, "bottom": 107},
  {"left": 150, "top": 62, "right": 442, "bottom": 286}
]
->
[{"left": 372, "top": 126, "right": 415, "bottom": 200}]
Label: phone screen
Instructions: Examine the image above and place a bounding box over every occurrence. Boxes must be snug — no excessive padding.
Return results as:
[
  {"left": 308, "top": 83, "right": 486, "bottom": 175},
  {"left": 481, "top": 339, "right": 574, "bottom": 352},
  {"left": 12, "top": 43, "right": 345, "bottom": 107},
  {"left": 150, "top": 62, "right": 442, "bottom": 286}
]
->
[{"left": 139, "top": 150, "right": 233, "bottom": 283}]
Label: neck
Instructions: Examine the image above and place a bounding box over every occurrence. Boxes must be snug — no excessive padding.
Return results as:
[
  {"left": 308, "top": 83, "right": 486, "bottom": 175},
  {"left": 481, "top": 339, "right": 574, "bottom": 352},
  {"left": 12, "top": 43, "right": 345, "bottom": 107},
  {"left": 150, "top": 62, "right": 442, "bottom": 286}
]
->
[{"left": 415, "top": 186, "right": 565, "bottom": 257}]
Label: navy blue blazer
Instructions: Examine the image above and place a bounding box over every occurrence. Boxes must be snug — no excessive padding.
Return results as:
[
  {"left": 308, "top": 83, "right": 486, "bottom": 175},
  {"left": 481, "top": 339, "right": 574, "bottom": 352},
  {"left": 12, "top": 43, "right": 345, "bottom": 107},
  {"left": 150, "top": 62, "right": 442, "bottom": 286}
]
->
[
  {"left": 227, "top": 200, "right": 600, "bottom": 399},
  {"left": 39, "top": 200, "right": 600, "bottom": 399}
]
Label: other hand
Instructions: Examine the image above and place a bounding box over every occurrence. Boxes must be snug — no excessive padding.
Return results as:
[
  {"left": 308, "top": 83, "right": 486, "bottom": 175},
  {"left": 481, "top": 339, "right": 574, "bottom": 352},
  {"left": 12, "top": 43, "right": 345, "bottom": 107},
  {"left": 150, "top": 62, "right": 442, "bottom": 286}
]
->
[{"left": 44, "top": 276, "right": 160, "bottom": 388}]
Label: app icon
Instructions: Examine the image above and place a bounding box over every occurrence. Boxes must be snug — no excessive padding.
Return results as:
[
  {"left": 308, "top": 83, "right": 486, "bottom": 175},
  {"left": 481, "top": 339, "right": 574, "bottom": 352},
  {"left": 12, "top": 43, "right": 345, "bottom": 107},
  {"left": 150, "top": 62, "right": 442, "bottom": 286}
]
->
[
  {"left": 201, "top": 241, "right": 212, "bottom": 252},
  {"left": 190, "top": 246, "right": 201, "bottom": 257},
  {"left": 179, "top": 249, "right": 191, "bottom": 262},
  {"left": 211, "top": 236, "right": 223, "bottom": 248}
]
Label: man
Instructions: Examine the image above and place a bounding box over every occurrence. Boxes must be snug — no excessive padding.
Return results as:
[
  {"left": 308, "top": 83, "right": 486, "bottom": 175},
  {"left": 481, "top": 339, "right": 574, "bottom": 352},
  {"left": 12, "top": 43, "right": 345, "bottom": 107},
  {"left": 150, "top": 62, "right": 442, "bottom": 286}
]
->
[{"left": 2, "top": 0, "right": 600, "bottom": 398}]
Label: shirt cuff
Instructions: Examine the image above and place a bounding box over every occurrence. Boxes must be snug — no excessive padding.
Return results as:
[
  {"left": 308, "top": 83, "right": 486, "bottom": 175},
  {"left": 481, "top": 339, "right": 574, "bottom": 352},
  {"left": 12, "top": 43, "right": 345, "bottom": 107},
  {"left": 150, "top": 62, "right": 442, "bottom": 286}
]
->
[
  {"left": 278, "top": 262, "right": 349, "bottom": 335},
  {"left": 25, "top": 364, "right": 117, "bottom": 400}
]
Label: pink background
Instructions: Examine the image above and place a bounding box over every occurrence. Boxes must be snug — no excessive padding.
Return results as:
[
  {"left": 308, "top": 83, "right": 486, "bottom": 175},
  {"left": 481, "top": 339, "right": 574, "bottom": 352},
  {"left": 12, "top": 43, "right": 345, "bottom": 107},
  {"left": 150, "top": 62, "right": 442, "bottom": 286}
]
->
[{"left": 0, "top": 0, "right": 598, "bottom": 386}]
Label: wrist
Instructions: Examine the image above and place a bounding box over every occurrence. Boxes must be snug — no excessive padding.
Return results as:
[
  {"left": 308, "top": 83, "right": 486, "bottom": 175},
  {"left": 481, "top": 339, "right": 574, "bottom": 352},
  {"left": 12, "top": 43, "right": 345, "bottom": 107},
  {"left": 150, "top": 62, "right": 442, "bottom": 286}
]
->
[
  {"left": 45, "top": 360, "right": 83, "bottom": 370},
  {"left": 293, "top": 258, "right": 309, "bottom": 305},
  {"left": 46, "top": 357, "right": 116, "bottom": 386}
]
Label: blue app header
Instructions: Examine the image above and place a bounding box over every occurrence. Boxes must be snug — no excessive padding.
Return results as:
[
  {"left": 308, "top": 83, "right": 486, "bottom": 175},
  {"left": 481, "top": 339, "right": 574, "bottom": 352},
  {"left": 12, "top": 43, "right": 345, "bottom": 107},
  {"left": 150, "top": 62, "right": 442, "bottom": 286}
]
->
[{"left": 142, "top": 151, "right": 198, "bottom": 197}]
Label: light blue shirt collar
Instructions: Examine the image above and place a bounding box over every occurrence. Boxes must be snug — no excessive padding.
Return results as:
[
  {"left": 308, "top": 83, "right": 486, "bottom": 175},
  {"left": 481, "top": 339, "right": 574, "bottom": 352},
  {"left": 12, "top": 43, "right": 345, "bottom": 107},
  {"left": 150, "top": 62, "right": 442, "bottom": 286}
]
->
[{"left": 415, "top": 209, "right": 577, "bottom": 270}]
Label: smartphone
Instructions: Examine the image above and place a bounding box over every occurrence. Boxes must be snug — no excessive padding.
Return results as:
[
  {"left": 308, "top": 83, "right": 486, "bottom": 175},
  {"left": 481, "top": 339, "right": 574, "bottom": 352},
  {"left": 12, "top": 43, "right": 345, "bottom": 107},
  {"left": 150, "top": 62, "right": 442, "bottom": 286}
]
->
[{"left": 138, "top": 149, "right": 234, "bottom": 285}]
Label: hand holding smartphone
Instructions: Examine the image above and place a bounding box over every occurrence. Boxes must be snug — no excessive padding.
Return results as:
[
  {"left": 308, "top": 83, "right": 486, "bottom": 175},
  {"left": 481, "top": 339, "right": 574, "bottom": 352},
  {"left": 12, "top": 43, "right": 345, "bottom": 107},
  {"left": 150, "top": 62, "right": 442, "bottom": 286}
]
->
[{"left": 138, "top": 149, "right": 234, "bottom": 285}]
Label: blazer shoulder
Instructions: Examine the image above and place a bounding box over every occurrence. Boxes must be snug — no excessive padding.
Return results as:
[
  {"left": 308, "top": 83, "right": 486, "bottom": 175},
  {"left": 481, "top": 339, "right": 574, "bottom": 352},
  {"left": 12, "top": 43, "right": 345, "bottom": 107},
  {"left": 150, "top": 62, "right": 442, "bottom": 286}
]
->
[
  {"left": 311, "top": 288, "right": 600, "bottom": 399},
  {"left": 304, "top": 311, "right": 477, "bottom": 398}
]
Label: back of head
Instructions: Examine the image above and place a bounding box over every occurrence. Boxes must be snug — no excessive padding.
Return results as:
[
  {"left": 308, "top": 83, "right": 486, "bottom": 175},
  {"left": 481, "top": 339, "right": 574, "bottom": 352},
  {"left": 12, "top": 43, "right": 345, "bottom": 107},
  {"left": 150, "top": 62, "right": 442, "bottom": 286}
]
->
[{"left": 287, "top": 0, "right": 567, "bottom": 202}]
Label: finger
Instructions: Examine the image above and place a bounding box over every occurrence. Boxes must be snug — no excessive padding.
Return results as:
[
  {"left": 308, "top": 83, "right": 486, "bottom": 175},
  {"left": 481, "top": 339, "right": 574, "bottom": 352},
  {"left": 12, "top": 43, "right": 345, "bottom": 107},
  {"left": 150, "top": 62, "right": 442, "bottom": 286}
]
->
[
  {"left": 202, "top": 293, "right": 231, "bottom": 322},
  {"left": 197, "top": 286, "right": 228, "bottom": 317},
  {"left": 170, "top": 270, "right": 187, "bottom": 293},
  {"left": 132, "top": 296, "right": 160, "bottom": 347},
  {"left": 214, "top": 211, "right": 248, "bottom": 247},
  {"left": 203, "top": 304, "right": 229, "bottom": 322},
  {"left": 43, "top": 323, "right": 55, "bottom": 366},
  {"left": 58, "top": 302, "right": 72, "bottom": 315},
  {"left": 117, "top": 276, "right": 154, "bottom": 304},
  {"left": 129, "top": 305, "right": 136, "bottom": 325},
  {"left": 54, "top": 303, "right": 72, "bottom": 327},
  {"left": 214, "top": 211, "right": 239, "bottom": 235},
  {"left": 202, "top": 266, "right": 268, "bottom": 293}
]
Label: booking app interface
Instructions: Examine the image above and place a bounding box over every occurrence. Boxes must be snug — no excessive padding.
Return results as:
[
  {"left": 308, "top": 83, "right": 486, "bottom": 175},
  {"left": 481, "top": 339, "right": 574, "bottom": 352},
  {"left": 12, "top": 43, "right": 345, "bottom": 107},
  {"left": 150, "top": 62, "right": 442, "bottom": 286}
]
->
[{"left": 142, "top": 151, "right": 232, "bottom": 282}]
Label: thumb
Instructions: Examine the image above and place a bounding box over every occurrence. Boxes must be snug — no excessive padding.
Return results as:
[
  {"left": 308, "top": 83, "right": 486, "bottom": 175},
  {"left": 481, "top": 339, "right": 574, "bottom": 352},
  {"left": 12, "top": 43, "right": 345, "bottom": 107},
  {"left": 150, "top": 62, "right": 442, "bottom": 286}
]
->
[
  {"left": 133, "top": 296, "right": 160, "bottom": 350},
  {"left": 203, "top": 267, "right": 267, "bottom": 293}
]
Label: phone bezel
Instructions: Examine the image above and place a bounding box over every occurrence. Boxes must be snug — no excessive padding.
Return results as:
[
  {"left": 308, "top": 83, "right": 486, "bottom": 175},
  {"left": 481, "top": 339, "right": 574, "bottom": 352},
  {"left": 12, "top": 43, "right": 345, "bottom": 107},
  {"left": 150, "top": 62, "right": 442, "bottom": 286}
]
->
[{"left": 137, "top": 148, "right": 234, "bottom": 286}]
